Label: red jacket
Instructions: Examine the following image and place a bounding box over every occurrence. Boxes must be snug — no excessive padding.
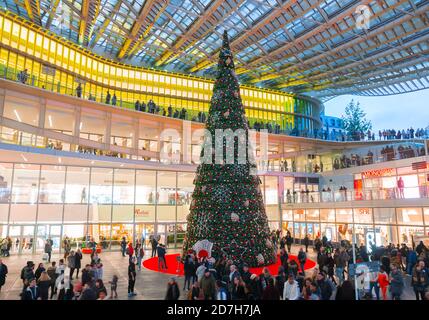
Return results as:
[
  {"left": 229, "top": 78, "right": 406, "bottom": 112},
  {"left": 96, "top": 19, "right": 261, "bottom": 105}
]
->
[
  {"left": 378, "top": 272, "right": 389, "bottom": 288},
  {"left": 128, "top": 244, "right": 134, "bottom": 256}
]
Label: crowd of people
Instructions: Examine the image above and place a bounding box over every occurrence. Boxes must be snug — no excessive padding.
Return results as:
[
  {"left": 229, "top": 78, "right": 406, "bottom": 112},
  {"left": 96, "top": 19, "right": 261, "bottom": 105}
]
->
[{"left": 0, "top": 231, "right": 429, "bottom": 300}]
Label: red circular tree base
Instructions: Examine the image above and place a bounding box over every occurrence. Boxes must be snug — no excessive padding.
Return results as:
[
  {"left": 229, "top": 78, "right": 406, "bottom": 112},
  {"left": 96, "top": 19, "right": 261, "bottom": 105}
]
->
[
  {"left": 81, "top": 248, "right": 101, "bottom": 254},
  {"left": 143, "top": 253, "right": 316, "bottom": 276}
]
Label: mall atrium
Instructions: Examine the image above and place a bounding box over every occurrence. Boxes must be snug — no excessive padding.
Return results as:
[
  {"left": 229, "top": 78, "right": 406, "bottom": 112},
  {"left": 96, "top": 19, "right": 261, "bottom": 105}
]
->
[{"left": 0, "top": 0, "right": 428, "bottom": 258}]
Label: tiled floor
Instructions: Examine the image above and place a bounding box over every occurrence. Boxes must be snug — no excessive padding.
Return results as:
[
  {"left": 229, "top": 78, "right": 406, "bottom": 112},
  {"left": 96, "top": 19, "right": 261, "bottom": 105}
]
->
[{"left": 0, "top": 245, "right": 417, "bottom": 300}]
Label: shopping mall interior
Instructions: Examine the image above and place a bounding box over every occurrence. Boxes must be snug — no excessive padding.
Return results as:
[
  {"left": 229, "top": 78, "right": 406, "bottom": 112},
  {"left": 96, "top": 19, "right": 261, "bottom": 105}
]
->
[{"left": 0, "top": 0, "right": 428, "bottom": 302}]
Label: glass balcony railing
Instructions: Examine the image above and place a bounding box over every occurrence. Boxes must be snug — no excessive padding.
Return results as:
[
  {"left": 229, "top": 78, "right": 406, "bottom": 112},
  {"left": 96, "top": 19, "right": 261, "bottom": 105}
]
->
[{"left": 283, "top": 186, "right": 429, "bottom": 204}]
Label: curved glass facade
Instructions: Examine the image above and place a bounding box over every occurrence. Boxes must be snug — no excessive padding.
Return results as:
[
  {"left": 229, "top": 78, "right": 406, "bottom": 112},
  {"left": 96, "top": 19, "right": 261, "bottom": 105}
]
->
[{"left": 0, "top": 11, "right": 321, "bottom": 132}]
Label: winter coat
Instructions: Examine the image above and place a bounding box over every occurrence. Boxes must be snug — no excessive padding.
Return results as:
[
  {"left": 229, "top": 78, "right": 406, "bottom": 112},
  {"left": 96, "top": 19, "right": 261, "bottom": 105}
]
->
[
  {"left": 165, "top": 283, "right": 180, "bottom": 300},
  {"left": 0, "top": 263, "right": 7, "bottom": 286},
  {"left": 199, "top": 275, "right": 216, "bottom": 299},
  {"left": 389, "top": 271, "right": 404, "bottom": 295},
  {"left": 261, "top": 285, "right": 281, "bottom": 300}
]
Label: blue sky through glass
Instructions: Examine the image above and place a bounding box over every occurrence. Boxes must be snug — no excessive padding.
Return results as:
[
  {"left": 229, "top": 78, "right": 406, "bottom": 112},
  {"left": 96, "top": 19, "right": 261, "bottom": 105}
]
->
[{"left": 324, "top": 89, "right": 429, "bottom": 132}]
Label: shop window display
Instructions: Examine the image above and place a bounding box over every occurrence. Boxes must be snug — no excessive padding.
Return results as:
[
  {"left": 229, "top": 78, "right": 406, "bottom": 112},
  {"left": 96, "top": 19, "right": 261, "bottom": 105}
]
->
[
  {"left": 110, "top": 223, "right": 133, "bottom": 250},
  {"left": 396, "top": 208, "right": 424, "bottom": 225},
  {"left": 377, "top": 225, "right": 399, "bottom": 246},
  {"left": 320, "top": 209, "right": 335, "bottom": 222},
  {"left": 62, "top": 224, "right": 88, "bottom": 249},
  {"left": 321, "top": 223, "right": 338, "bottom": 243},
  {"left": 398, "top": 226, "right": 424, "bottom": 246}
]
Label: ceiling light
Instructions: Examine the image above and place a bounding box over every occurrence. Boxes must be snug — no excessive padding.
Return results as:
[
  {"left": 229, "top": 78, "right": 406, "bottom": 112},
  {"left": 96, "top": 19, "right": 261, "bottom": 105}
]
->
[
  {"left": 14, "top": 110, "right": 22, "bottom": 122},
  {"left": 48, "top": 115, "right": 53, "bottom": 127}
]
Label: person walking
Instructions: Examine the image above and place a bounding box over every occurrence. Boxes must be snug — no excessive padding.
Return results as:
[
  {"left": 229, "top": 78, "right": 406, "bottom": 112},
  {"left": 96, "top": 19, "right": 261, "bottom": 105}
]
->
[
  {"left": 47, "top": 261, "right": 57, "bottom": 299},
  {"left": 0, "top": 259, "right": 7, "bottom": 294},
  {"left": 135, "top": 243, "right": 144, "bottom": 271},
  {"left": 37, "top": 271, "right": 51, "bottom": 300},
  {"left": 22, "top": 278, "right": 40, "bottom": 300},
  {"left": 68, "top": 251, "right": 76, "bottom": 280},
  {"left": 120, "top": 237, "right": 127, "bottom": 257},
  {"left": 44, "top": 240, "right": 52, "bottom": 263},
  {"left": 165, "top": 277, "right": 180, "bottom": 300},
  {"left": 74, "top": 249, "right": 82, "bottom": 278},
  {"left": 377, "top": 266, "right": 390, "bottom": 300},
  {"left": 151, "top": 236, "right": 158, "bottom": 257},
  {"left": 128, "top": 258, "right": 137, "bottom": 297},
  {"left": 183, "top": 254, "right": 195, "bottom": 291},
  {"left": 297, "top": 248, "right": 307, "bottom": 274},
  {"left": 283, "top": 273, "right": 300, "bottom": 300},
  {"left": 389, "top": 265, "right": 404, "bottom": 300},
  {"left": 412, "top": 261, "right": 429, "bottom": 300},
  {"left": 127, "top": 242, "right": 134, "bottom": 262},
  {"left": 199, "top": 270, "right": 216, "bottom": 300}
]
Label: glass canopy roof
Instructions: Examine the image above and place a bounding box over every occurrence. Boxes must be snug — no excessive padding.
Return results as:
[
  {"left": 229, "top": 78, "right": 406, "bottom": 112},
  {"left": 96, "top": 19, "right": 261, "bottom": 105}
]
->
[{"left": 1, "top": 0, "right": 429, "bottom": 100}]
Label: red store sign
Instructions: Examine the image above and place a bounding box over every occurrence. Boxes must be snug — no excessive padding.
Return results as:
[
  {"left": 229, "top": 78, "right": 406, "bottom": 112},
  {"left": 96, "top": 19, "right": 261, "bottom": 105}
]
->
[{"left": 361, "top": 168, "right": 394, "bottom": 178}]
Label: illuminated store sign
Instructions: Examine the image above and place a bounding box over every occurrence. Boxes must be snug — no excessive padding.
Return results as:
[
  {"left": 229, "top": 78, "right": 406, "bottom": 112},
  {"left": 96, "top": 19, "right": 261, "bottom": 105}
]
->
[
  {"left": 361, "top": 168, "right": 394, "bottom": 178},
  {"left": 358, "top": 208, "right": 370, "bottom": 215}
]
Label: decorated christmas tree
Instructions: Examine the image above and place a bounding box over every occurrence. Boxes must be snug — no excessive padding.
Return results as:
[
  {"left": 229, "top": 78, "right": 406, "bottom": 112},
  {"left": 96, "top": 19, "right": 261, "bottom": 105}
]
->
[{"left": 183, "top": 30, "right": 277, "bottom": 267}]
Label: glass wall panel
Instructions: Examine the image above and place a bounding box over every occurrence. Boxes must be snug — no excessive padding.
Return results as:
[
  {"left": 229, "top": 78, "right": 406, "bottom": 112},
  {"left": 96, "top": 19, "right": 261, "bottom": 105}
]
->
[
  {"left": 177, "top": 172, "right": 194, "bottom": 222},
  {"left": 134, "top": 205, "right": 155, "bottom": 222},
  {"left": 63, "top": 224, "right": 88, "bottom": 249},
  {"left": 64, "top": 204, "right": 88, "bottom": 223},
  {"left": 374, "top": 208, "right": 396, "bottom": 224},
  {"left": 398, "top": 226, "right": 424, "bottom": 246},
  {"left": 65, "top": 167, "right": 90, "bottom": 204},
  {"left": 113, "top": 169, "right": 135, "bottom": 204},
  {"left": 266, "top": 206, "right": 279, "bottom": 221},
  {"left": 45, "top": 102, "right": 75, "bottom": 135},
  {"left": 282, "top": 209, "right": 293, "bottom": 221},
  {"left": 320, "top": 209, "right": 335, "bottom": 222},
  {"left": 110, "top": 223, "right": 133, "bottom": 250},
  {"left": 111, "top": 114, "right": 134, "bottom": 148},
  {"left": 0, "top": 204, "right": 8, "bottom": 224},
  {"left": 37, "top": 204, "right": 63, "bottom": 223},
  {"left": 135, "top": 170, "right": 156, "bottom": 204},
  {"left": 396, "top": 208, "right": 424, "bottom": 225},
  {"left": 89, "top": 168, "right": 113, "bottom": 204},
  {"left": 88, "top": 204, "right": 111, "bottom": 223},
  {"left": 378, "top": 225, "right": 399, "bottom": 246},
  {"left": 157, "top": 171, "right": 176, "bottom": 205},
  {"left": 0, "top": 163, "right": 13, "bottom": 204},
  {"left": 112, "top": 205, "right": 134, "bottom": 222},
  {"left": 264, "top": 176, "right": 278, "bottom": 204},
  {"left": 11, "top": 164, "right": 40, "bottom": 204},
  {"left": 353, "top": 208, "right": 373, "bottom": 224},
  {"left": 80, "top": 108, "right": 106, "bottom": 143},
  {"left": 39, "top": 165, "right": 65, "bottom": 203},
  {"left": 293, "top": 209, "right": 305, "bottom": 222},
  {"left": 336, "top": 209, "right": 353, "bottom": 223},
  {"left": 424, "top": 208, "right": 429, "bottom": 226},
  {"left": 306, "top": 209, "right": 319, "bottom": 222},
  {"left": 9, "top": 204, "right": 37, "bottom": 223},
  {"left": 3, "top": 95, "right": 40, "bottom": 126}
]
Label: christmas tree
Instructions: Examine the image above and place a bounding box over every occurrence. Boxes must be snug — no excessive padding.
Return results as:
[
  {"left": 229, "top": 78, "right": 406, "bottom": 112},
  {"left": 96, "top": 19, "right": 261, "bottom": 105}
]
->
[{"left": 183, "top": 30, "right": 277, "bottom": 267}]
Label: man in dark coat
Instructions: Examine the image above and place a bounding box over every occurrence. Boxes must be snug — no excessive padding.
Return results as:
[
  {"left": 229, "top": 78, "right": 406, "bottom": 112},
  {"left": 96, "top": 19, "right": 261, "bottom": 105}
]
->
[{"left": 22, "top": 278, "right": 40, "bottom": 300}]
